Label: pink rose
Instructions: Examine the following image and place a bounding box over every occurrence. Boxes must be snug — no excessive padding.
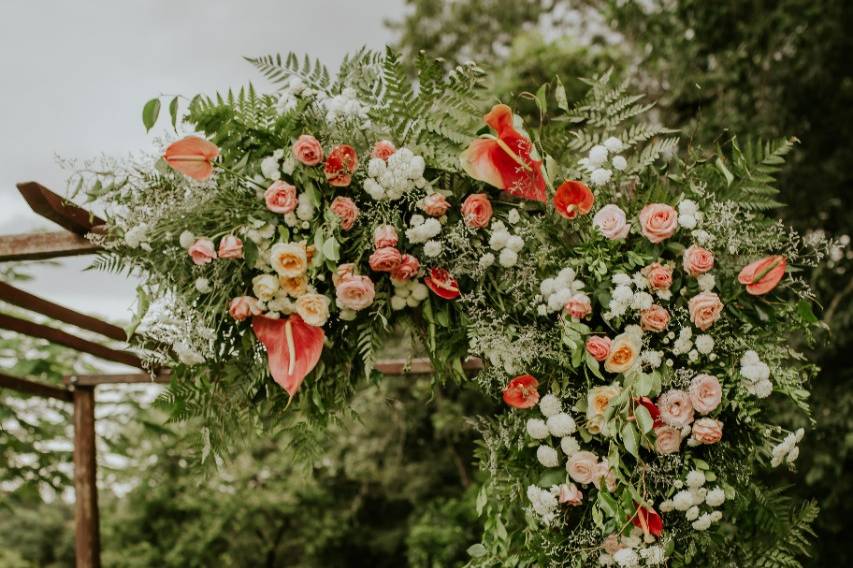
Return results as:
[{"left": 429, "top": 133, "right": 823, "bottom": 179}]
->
[
  {"left": 592, "top": 462, "right": 617, "bottom": 492},
  {"left": 689, "top": 374, "right": 722, "bottom": 415},
  {"left": 420, "top": 193, "right": 451, "bottom": 217},
  {"left": 657, "top": 389, "right": 695, "bottom": 428},
  {"left": 324, "top": 144, "right": 358, "bottom": 188},
  {"left": 371, "top": 140, "right": 396, "bottom": 160},
  {"left": 567, "top": 451, "right": 600, "bottom": 485},
  {"left": 638, "top": 203, "right": 678, "bottom": 243},
  {"left": 558, "top": 483, "right": 583, "bottom": 506},
  {"left": 391, "top": 254, "right": 420, "bottom": 281},
  {"left": 654, "top": 425, "right": 683, "bottom": 454},
  {"left": 683, "top": 245, "right": 715, "bottom": 277},
  {"left": 640, "top": 305, "right": 670, "bottom": 333},
  {"left": 368, "top": 247, "right": 402, "bottom": 272},
  {"left": 642, "top": 262, "right": 672, "bottom": 291},
  {"left": 461, "top": 193, "right": 493, "bottom": 229},
  {"left": 688, "top": 291, "right": 724, "bottom": 331},
  {"left": 332, "top": 263, "right": 356, "bottom": 287},
  {"left": 188, "top": 238, "right": 216, "bottom": 265},
  {"left": 330, "top": 197, "right": 359, "bottom": 231},
  {"left": 585, "top": 336, "right": 611, "bottom": 362},
  {"left": 228, "top": 296, "right": 262, "bottom": 321},
  {"left": 691, "top": 417, "right": 723, "bottom": 445},
  {"left": 335, "top": 275, "right": 375, "bottom": 311},
  {"left": 292, "top": 134, "right": 324, "bottom": 166},
  {"left": 217, "top": 235, "right": 243, "bottom": 259},
  {"left": 592, "top": 204, "right": 630, "bottom": 240},
  {"left": 565, "top": 294, "right": 592, "bottom": 320},
  {"left": 373, "top": 225, "right": 398, "bottom": 249},
  {"left": 264, "top": 181, "right": 298, "bottom": 214}
]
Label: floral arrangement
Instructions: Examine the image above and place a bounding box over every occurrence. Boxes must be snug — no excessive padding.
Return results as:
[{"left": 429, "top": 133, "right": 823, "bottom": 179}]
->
[{"left": 76, "top": 51, "right": 829, "bottom": 566}]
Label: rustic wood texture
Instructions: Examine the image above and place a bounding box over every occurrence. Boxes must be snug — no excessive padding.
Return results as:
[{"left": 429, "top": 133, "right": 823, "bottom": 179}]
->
[
  {"left": 0, "top": 313, "right": 143, "bottom": 369},
  {"left": 73, "top": 386, "right": 101, "bottom": 568},
  {"left": 0, "top": 371, "right": 73, "bottom": 401},
  {"left": 0, "top": 230, "right": 101, "bottom": 261},
  {"left": 65, "top": 372, "right": 171, "bottom": 386},
  {"left": 17, "top": 181, "right": 104, "bottom": 235},
  {"left": 0, "top": 281, "right": 126, "bottom": 341}
]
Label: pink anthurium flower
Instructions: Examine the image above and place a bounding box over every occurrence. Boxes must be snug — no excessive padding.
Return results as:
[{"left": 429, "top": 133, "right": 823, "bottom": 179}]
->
[
  {"left": 252, "top": 314, "right": 325, "bottom": 397},
  {"left": 738, "top": 255, "right": 787, "bottom": 295},
  {"left": 460, "top": 104, "right": 547, "bottom": 202},
  {"left": 163, "top": 135, "right": 220, "bottom": 180}
]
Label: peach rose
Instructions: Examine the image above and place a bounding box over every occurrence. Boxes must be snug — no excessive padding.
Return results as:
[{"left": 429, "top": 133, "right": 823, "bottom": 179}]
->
[
  {"left": 330, "top": 196, "right": 359, "bottom": 231},
  {"left": 642, "top": 262, "right": 672, "bottom": 291},
  {"left": 292, "top": 134, "right": 324, "bottom": 166},
  {"left": 638, "top": 203, "right": 678, "bottom": 243},
  {"left": 420, "top": 193, "right": 451, "bottom": 217},
  {"left": 372, "top": 140, "right": 396, "bottom": 160},
  {"left": 188, "top": 238, "right": 217, "bottom": 265},
  {"left": 295, "top": 293, "right": 331, "bottom": 327},
  {"left": 461, "top": 193, "right": 493, "bottom": 229},
  {"left": 390, "top": 254, "right": 420, "bottom": 281},
  {"left": 368, "top": 247, "right": 402, "bottom": 272},
  {"left": 592, "top": 204, "right": 630, "bottom": 240},
  {"left": 654, "top": 425, "right": 683, "bottom": 454},
  {"left": 373, "top": 225, "right": 398, "bottom": 249},
  {"left": 689, "top": 374, "right": 722, "bottom": 415},
  {"left": 270, "top": 242, "right": 308, "bottom": 278},
  {"left": 657, "top": 389, "right": 695, "bottom": 428},
  {"left": 691, "top": 417, "right": 723, "bottom": 445},
  {"left": 683, "top": 245, "right": 715, "bottom": 277},
  {"left": 332, "top": 263, "right": 356, "bottom": 287},
  {"left": 604, "top": 333, "right": 641, "bottom": 374},
  {"left": 217, "top": 235, "right": 243, "bottom": 259},
  {"left": 279, "top": 274, "right": 308, "bottom": 298},
  {"left": 567, "top": 451, "right": 600, "bottom": 485},
  {"left": 335, "top": 274, "right": 375, "bottom": 311},
  {"left": 558, "top": 483, "right": 583, "bottom": 506},
  {"left": 585, "top": 336, "right": 611, "bottom": 362},
  {"left": 688, "top": 291, "right": 724, "bottom": 331},
  {"left": 228, "top": 296, "right": 262, "bottom": 321},
  {"left": 565, "top": 294, "right": 592, "bottom": 319},
  {"left": 640, "top": 305, "right": 670, "bottom": 333},
  {"left": 264, "top": 181, "right": 298, "bottom": 214}
]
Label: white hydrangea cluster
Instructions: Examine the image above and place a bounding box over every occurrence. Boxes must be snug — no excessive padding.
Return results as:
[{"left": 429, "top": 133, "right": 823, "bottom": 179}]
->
[
  {"left": 640, "top": 350, "right": 663, "bottom": 369},
  {"left": 525, "top": 394, "right": 579, "bottom": 470},
  {"left": 539, "top": 268, "right": 588, "bottom": 313},
  {"left": 124, "top": 223, "right": 151, "bottom": 250},
  {"left": 405, "top": 214, "right": 442, "bottom": 244},
  {"left": 677, "top": 199, "right": 703, "bottom": 230},
  {"left": 740, "top": 350, "right": 773, "bottom": 398},
  {"left": 173, "top": 340, "right": 205, "bottom": 366},
  {"left": 671, "top": 327, "right": 693, "bottom": 355},
  {"left": 390, "top": 278, "right": 429, "bottom": 311},
  {"left": 598, "top": 531, "right": 666, "bottom": 567},
  {"left": 364, "top": 148, "right": 426, "bottom": 200},
  {"left": 579, "top": 137, "right": 626, "bottom": 187},
  {"left": 319, "top": 87, "right": 371, "bottom": 124},
  {"left": 605, "top": 273, "right": 653, "bottom": 319},
  {"left": 658, "top": 469, "right": 726, "bottom": 532},
  {"left": 526, "top": 484, "right": 560, "bottom": 524},
  {"left": 275, "top": 75, "right": 307, "bottom": 114},
  {"left": 487, "top": 219, "right": 525, "bottom": 267},
  {"left": 770, "top": 428, "right": 804, "bottom": 467},
  {"left": 696, "top": 273, "right": 715, "bottom": 292},
  {"left": 259, "top": 148, "right": 296, "bottom": 181}
]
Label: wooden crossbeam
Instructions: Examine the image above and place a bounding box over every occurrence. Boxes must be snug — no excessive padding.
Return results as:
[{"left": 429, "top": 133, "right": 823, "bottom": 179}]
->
[
  {"left": 17, "top": 181, "right": 104, "bottom": 235},
  {"left": 0, "top": 313, "right": 143, "bottom": 369},
  {"left": 0, "top": 371, "right": 73, "bottom": 401},
  {"left": 0, "top": 230, "right": 101, "bottom": 261}
]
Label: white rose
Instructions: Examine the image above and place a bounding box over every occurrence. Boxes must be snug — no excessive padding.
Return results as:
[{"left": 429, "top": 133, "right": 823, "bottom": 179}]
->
[{"left": 252, "top": 274, "right": 279, "bottom": 302}]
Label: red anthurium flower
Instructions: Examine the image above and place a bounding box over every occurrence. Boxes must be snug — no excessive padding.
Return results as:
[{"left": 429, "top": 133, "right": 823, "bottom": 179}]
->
[
  {"left": 252, "top": 314, "right": 325, "bottom": 397},
  {"left": 324, "top": 144, "right": 358, "bottom": 187},
  {"left": 163, "top": 135, "right": 220, "bottom": 180},
  {"left": 502, "top": 374, "right": 540, "bottom": 408},
  {"left": 631, "top": 504, "right": 664, "bottom": 538},
  {"left": 424, "top": 267, "right": 460, "bottom": 300},
  {"left": 553, "top": 180, "right": 595, "bottom": 220},
  {"left": 460, "top": 104, "right": 547, "bottom": 203},
  {"left": 737, "top": 255, "right": 787, "bottom": 295},
  {"left": 634, "top": 396, "right": 663, "bottom": 428}
]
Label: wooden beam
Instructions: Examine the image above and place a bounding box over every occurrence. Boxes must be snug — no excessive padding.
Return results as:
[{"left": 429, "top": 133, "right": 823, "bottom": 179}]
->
[
  {"left": 0, "top": 313, "right": 144, "bottom": 369},
  {"left": 17, "top": 181, "right": 104, "bottom": 235},
  {"left": 73, "top": 385, "right": 101, "bottom": 568},
  {"left": 0, "top": 371, "right": 73, "bottom": 401},
  {"left": 0, "top": 230, "right": 101, "bottom": 261},
  {"left": 0, "top": 282, "right": 126, "bottom": 342},
  {"left": 65, "top": 372, "right": 170, "bottom": 386}
]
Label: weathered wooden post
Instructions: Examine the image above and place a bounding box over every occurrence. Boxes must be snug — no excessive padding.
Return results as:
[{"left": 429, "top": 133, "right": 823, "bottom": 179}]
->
[{"left": 72, "top": 384, "right": 101, "bottom": 568}]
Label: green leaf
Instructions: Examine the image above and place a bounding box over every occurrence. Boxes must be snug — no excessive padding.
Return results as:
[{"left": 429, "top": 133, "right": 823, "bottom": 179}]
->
[
  {"left": 716, "top": 156, "right": 734, "bottom": 186},
  {"left": 475, "top": 485, "right": 488, "bottom": 516},
  {"left": 322, "top": 237, "right": 340, "bottom": 261},
  {"left": 635, "top": 372, "right": 653, "bottom": 397},
  {"left": 467, "top": 544, "right": 487, "bottom": 558},
  {"left": 634, "top": 404, "right": 654, "bottom": 434},
  {"left": 621, "top": 422, "right": 639, "bottom": 459},
  {"left": 124, "top": 286, "right": 150, "bottom": 339},
  {"left": 142, "top": 98, "right": 161, "bottom": 132},
  {"left": 597, "top": 492, "right": 619, "bottom": 519},
  {"left": 797, "top": 299, "right": 818, "bottom": 323},
  {"left": 554, "top": 76, "right": 569, "bottom": 111},
  {"left": 539, "top": 469, "right": 565, "bottom": 487},
  {"left": 169, "top": 96, "right": 180, "bottom": 129}
]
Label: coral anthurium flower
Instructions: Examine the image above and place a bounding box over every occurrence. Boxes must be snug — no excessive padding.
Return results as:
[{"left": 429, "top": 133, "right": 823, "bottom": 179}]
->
[
  {"left": 634, "top": 396, "right": 664, "bottom": 428},
  {"left": 163, "top": 135, "right": 220, "bottom": 180},
  {"left": 252, "top": 314, "right": 325, "bottom": 397},
  {"left": 631, "top": 504, "right": 664, "bottom": 538},
  {"left": 738, "top": 255, "right": 787, "bottom": 295},
  {"left": 460, "top": 104, "right": 547, "bottom": 202},
  {"left": 553, "top": 180, "right": 595, "bottom": 220},
  {"left": 502, "top": 374, "right": 540, "bottom": 408},
  {"left": 424, "top": 267, "right": 460, "bottom": 300}
]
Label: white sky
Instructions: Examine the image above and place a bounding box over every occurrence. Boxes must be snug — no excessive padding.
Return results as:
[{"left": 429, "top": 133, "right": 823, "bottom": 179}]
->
[{"left": 0, "top": 0, "right": 404, "bottom": 323}]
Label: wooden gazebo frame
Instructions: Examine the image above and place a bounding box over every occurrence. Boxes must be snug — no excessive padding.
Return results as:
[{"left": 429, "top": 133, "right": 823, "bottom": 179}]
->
[{"left": 0, "top": 182, "right": 481, "bottom": 567}]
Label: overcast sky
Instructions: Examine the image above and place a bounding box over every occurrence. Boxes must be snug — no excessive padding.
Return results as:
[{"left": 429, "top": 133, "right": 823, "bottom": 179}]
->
[{"left": 0, "top": 0, "right": 404, "bottom": 323}]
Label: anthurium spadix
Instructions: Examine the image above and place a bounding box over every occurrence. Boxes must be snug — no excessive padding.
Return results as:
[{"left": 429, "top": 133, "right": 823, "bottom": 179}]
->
[{"left": 252, "top": 315, "right": 325, "bottom": 397}]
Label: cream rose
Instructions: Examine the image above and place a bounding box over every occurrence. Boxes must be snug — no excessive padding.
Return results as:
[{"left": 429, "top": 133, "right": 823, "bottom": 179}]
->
[
  {"left": 592, "top": 462, "right": 617, "bottom": 492},
  {"left": 593, "top": 204, "right": 630, "bottom": 240},
  {"left": 586, "top": 384, "right": 622, "bottom": 433},
  {"left": 335, "top": 275, "right": 376, "bottom": 311},
  {"left": 264, "top": 181, "right": 298, "bottom": 214},
  {"left": 654, "top": 425, "right": 683, "bottom": 454},
  {"left": 228, "top": 296, "right": 262, "bottom": 321},
  {"left": 683, "top": 245, "right": 715, "bottom": 277},
  {"left": 270, "top": 242, "right": 308, "bottom": 278},
  {"left": 640, "top": 305, "right": 670, "bottom": 333},
  {"left": 252, "top": 274, "right": 279, "bottom": 302},
  {"left": 688, "top": 291, "right": 724, "bottom": 331},
  {"left": 604, "top": 332, "right": 641, "bottom": 373},
  {"left": 292, "top": 134, "right": 323, "bottom": 166},
  {"left": 689, "top": 374, "right": 722, "bottom": 415},
  {"left": 567, "top": 450, "right": 600, "bottom": 485},
  {"left": 279, "top": 274, "right": 308, "bottom": 298},
  {"left": 585, "top": 336, "right": 611, "bottom": 362},
  {"left": 691, "top": 418, "right": 723, "bottom": 445},
  {"left": 296, "top": 293, "right": 331, "bottom": 327},
  {"left": 638, "top": 203, "right": 678, "bottom": 243},
  {"left": 657, "top": 389, "right": 695, "bottom": 428}
]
